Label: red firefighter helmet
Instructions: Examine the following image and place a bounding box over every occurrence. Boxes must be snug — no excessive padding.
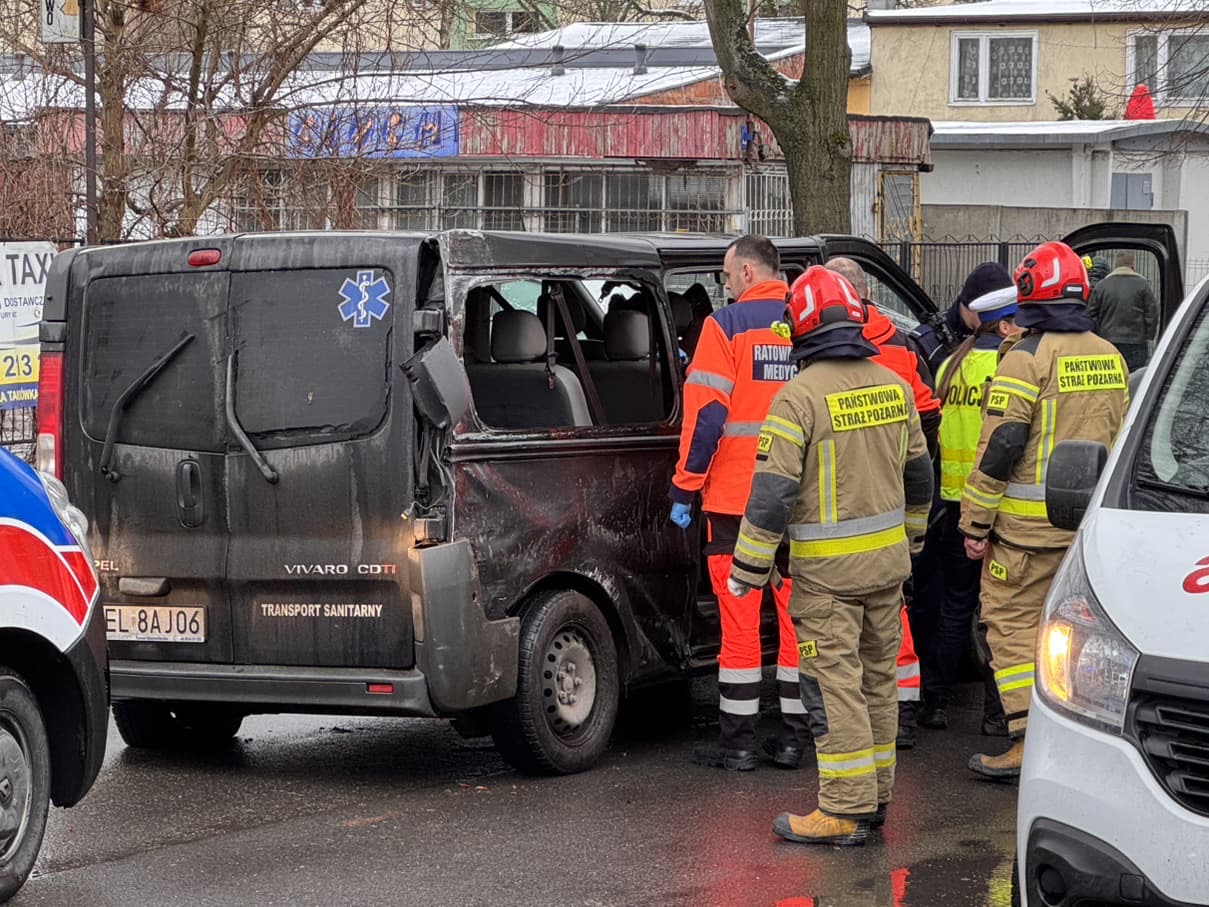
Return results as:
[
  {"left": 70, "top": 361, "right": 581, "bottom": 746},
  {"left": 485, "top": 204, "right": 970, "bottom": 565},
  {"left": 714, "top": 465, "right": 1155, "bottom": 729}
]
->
[
  {"left": 1014, "top": 241, "right": 1090, "bottom": 304},
  {"left": 783, "top": 266, "right": 866, "bottom": 341}
]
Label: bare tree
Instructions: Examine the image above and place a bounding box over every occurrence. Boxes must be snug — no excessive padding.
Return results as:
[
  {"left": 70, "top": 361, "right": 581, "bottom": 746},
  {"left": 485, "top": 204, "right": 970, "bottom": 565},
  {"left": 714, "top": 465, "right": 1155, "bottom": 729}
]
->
[
  {"left": 703, "top": 0, "right": 851, "bottom": 233},
  {"left": 0, "top": 0, "right": 457, "bottom": 240}
]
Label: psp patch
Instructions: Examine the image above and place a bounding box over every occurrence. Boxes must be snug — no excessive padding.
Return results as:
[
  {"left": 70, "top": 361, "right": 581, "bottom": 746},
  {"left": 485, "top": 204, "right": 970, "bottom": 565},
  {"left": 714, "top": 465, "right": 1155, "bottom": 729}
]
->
[
  {"left": 989, "top": 559, "right": 1008, "bottom": 582},
  {"left": 985, "top": 389, "right": 1011, "bottom": 416},
  {"left": 338, "top": 270, "right": 391, "bottom": 328},
  {"left": 798, "top": 640, "right": 818, "bottom": 659}
]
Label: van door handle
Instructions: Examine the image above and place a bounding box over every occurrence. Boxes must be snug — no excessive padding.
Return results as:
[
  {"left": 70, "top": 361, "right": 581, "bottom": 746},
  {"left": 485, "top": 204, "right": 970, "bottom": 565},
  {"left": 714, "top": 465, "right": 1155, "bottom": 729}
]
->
[{"left": 176, "top": 459, "right": 204, "bottom": 528}]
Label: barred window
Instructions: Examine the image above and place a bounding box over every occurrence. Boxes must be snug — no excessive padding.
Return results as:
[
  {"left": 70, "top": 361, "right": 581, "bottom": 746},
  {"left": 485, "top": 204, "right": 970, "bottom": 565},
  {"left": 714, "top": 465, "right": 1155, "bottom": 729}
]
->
[
  {"left": 543, "top": 172, "right": 603, "bottom": 233},
  {"left": 666, "top": 173, "right": 728, "bottom": 233},
  {"left": 605, "top": 172, "right": 660, "bottom": 232},
  {"left": 483, "top": 172, "right": 526, "bottom": 230}
]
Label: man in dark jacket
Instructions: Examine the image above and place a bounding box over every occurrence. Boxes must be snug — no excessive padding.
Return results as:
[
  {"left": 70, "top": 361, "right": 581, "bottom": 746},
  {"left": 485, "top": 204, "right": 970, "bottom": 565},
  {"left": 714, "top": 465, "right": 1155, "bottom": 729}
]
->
[
  {"left": 911, "top": 265, "right": 995, "bottom": 376},
  {"left": 1087, "top": 251, "right": 1158, "bottom": 371}
]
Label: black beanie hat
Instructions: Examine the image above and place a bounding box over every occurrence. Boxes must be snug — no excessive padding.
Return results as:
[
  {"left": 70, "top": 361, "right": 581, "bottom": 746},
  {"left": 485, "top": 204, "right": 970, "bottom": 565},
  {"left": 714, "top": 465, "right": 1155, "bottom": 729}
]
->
[{"left": 956, "top": 262, "right": 1014, "bottom": 308}]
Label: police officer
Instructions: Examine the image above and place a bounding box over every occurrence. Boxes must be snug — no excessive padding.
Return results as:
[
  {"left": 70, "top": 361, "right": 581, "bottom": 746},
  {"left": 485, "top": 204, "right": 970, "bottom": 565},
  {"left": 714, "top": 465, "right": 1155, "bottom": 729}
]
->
[
  {"left": 920, "top": 269, "right": 1019, "bottom": 733},
  {"left": 728, "top": 266, "right": 933, "bottom": 845},
  {"left": 912, "top": 264, "right": 996, "bottom": 376},
  {"left": 670, "top": 235, "right": 810, "bottom": 771},
  {"left": 961, "top": 241, "right": 1130, "bottom": 779}
]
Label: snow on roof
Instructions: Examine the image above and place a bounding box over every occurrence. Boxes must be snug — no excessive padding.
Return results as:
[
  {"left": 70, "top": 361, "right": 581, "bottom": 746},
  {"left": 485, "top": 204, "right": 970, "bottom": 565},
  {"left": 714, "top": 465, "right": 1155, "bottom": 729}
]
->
[
  {"left": 867, "top": 0, "right": 1205, "bottom": 23},
  {"left": 494, "top": 18, "right": 871, "bottom": 74},
  {"left": 931, "top": 118, "right": 1209, "bottom": 146}
]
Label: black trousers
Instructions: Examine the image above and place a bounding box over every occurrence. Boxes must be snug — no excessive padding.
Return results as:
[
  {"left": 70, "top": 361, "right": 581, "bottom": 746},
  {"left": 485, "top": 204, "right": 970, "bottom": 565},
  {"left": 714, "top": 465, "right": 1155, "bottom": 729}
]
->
[{"left": 922, "top": 502, "right": 1003, "bottom": 718}]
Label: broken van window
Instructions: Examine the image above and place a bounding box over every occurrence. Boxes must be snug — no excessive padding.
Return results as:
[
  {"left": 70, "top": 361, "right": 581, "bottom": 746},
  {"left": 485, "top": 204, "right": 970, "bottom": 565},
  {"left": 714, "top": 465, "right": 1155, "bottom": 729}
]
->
[{"left": 461, "top": 276, "right": 673, "bottom": 431}]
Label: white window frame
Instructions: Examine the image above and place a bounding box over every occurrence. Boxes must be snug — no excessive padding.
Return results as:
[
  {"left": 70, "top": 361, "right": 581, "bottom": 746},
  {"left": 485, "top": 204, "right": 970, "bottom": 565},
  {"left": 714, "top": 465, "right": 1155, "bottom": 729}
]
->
[
  {"left": 949, "top": 30, "right": 1038, "bottom": 106},
  {"left": 472, "top": 9, "right": 537, "bottom": 39},
  {"left": 1127, "top": 28, "right": 1209, "bottom": 107}
]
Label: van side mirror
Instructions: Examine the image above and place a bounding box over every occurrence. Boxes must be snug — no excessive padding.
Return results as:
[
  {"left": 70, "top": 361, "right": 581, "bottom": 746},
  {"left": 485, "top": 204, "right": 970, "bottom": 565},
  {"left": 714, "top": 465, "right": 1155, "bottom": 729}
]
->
[
  {"left": 1045, "top": 440, "right": 1109, "bottom": 531},
  {"left": 401, "top": 337, "right": 470, "bottom": 429}
]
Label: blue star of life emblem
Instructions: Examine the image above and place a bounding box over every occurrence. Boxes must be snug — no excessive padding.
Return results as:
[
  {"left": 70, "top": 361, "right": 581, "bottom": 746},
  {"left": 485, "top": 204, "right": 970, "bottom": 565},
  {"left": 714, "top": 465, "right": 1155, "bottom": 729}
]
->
[{"left": 338, "top": 271, "right": 391, "bottom": 328}]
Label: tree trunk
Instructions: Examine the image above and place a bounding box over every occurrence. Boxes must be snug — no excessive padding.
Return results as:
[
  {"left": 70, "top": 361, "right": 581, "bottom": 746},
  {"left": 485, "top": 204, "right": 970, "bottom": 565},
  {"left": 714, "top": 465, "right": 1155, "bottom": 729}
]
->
[{"left": 704, "top": 0, "right": 852, "bottom": 236}]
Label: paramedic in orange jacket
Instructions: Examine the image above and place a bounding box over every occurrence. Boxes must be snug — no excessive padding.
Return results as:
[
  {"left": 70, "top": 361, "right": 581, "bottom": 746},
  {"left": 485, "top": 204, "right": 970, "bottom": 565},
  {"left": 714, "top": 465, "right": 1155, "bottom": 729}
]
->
[
  {"left": 826, "top": 258, "right": 941, "bottom": 749},
  {"left": 670, "top": 234, "right": 810, "bottom": 772}
]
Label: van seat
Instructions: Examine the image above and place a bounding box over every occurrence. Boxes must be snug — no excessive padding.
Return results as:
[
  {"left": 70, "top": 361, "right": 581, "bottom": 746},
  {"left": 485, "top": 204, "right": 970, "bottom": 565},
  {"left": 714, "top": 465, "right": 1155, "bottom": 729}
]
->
[
  {"left": 587, "top": 309, "right": 666, "bottom": 425},
  {"left": 537, "top": 291, "right": 605, "bottom": 363},
  {"left": 465, "top": 310, "right": 592, "bottom": 429}
]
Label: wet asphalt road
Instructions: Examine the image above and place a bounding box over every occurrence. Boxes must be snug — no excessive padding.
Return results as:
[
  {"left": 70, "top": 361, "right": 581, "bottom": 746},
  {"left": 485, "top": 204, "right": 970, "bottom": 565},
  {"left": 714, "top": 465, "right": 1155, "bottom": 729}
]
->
[{"left": 16, "top": 680, "right": 1018, "bottom": 907}]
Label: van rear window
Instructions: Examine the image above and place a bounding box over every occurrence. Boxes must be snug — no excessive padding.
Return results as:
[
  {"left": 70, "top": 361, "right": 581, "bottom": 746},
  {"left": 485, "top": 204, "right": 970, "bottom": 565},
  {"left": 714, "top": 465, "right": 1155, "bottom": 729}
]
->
[
  {"left": 229, "top": 269, "right": 394, "bottom": 445},
  {"left": 81, "top": 273, "right": 227, "bottom": 452}
]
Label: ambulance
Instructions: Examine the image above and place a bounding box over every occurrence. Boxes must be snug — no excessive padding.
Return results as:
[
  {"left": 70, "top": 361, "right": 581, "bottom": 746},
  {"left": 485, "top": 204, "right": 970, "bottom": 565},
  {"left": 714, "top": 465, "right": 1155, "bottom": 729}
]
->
[
  {"left": 0, "top": 448, "right": 107, "bottom": 902},
  {"left": 1018, "top": 269, "right": 1209, "bottom": 906}
]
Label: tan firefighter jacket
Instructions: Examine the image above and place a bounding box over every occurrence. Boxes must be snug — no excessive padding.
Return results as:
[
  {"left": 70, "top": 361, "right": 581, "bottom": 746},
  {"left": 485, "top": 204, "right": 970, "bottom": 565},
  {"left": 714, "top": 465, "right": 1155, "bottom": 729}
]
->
[
  {"left": 959, "top": 330, "right": 1129, "bottom": 550},
  {"left": 729, "top": 358, "right": 933, "bottom": 598}
]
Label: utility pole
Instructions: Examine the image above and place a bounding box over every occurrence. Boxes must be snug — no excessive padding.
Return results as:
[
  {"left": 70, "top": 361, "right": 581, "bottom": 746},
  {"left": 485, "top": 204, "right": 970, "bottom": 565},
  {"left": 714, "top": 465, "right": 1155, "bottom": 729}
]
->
[{"left": 83, "top": 0, "right": 98, "bottom": 244}]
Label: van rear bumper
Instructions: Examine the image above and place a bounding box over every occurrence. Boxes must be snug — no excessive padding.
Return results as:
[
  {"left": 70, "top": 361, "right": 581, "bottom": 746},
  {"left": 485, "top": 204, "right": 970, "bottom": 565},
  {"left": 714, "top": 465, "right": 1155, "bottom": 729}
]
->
[{"left": 109, "top": 660, "right": 439, "bottom": 717}]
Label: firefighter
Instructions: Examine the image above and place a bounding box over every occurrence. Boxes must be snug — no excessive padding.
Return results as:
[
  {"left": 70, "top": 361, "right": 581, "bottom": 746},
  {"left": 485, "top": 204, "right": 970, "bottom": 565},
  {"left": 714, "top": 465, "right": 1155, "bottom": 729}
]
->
[
  {"left": 728, "top": 266, "right": 933, "bottom": 845},
  {"left": 825, "top": 258, "right": 941, "bottom": 748},
  {"left": 961, "top": 241, "right": 1129, "bottom": 780},
  {"left": 670, "top": 234, "right": 811, "bottom": 771}
]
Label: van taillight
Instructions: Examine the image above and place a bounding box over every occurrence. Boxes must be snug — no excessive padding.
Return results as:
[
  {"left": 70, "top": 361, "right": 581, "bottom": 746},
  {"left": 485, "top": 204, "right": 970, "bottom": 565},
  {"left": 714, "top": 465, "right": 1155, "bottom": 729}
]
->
[{"left": 36, "top": 351, "right": 64, "bottom": 478}]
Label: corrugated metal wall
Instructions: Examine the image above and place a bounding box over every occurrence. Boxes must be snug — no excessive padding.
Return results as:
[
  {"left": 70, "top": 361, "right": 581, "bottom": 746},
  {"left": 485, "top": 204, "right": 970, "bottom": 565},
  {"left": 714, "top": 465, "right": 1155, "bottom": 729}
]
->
[{"left": 851, "top": 162, "right": 877, "bottom": 240}]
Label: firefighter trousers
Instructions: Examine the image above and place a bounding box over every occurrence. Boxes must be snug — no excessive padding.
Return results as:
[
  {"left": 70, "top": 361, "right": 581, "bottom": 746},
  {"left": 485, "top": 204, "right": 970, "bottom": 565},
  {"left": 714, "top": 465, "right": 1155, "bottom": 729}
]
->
[
  {"left": 707, "top": 515, "right": 809, "bottom": 752},
  {"left": 980, "top": 540, "right": 1068, "bottom": 739},
  {"left": 789, "top": 581, "right": 902, "bottom": 818}
]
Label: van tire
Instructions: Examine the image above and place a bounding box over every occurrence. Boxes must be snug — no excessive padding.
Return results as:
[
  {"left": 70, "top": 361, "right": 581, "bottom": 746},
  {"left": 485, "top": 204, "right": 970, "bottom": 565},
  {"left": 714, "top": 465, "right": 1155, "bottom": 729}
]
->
[
  {"left": 490, "top": 590, "right": 619, "bottom": 775},
  {"left": 113, "top": 700, "right": 244, "bottom": 750},
  {"left": 0, "top": 669, "right": 51, "bottom": 903}
]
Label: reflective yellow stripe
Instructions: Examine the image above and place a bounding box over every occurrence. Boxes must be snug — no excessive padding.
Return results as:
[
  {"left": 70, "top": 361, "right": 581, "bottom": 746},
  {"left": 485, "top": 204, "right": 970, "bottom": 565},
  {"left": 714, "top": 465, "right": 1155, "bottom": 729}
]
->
[
  {"left": 904, "top": 511, "right": 927, "bottom": 533},
  {"left": 735, "top": 533, "right": 777, "bottom": 561},
  {"left": 999, "top": 497, "right": 1048, "bottom": 518},
  {"left": 790, "top": 524, "right": 906, "bottom": 559},
  {"left": 995, "top": 663, "right": 1035, "bottom": 681},
  {"left": 991, "top": 376, "right": 1040, "bottom": 404},
  {"left": 764, "top": 415, "right": 805, "bottom": 447},
  {"left": 1036, "top": 399, "right": 1057, "bottom": 484},
  {"left": 874, "top": 742, "right": 896, "bottom": 768},
  {"left": 817, "top": 440, "right": 837, "bottom": 524},
  {"left": 817, "top": 748, "right": 877, "bottom": 778},
  {"left": 962, "top": 485, "right": 1003, "bottom": 511}
]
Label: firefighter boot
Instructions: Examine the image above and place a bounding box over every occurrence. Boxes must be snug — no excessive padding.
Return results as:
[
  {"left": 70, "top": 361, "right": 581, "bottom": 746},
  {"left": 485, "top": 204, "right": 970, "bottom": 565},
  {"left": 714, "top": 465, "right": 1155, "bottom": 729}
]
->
[
  {"left": 968, "top": 738, "right": 1025, "bottom": 781},
  {"left": 693, "top": 744, "right": 757, "bottom": 772},
  {"left": 772, "top": 809, "right": 871, "bottom": 847},
  {"left": 896, "top": 701, "right": 917, "bottom": 749}
]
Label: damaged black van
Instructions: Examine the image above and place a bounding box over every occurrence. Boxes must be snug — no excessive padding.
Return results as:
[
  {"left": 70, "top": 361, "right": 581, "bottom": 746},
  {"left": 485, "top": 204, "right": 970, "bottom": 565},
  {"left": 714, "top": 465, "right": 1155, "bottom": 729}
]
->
[{"left": 37, "top": 225, "right": 1172, "bottom": 774}]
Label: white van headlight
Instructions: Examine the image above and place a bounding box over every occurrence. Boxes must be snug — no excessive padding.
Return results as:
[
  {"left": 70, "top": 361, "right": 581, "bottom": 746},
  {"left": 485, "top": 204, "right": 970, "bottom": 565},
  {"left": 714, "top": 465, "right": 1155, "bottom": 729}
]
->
[{"left": 1036, "top": 541, "right": 1139, "bottom": 733}]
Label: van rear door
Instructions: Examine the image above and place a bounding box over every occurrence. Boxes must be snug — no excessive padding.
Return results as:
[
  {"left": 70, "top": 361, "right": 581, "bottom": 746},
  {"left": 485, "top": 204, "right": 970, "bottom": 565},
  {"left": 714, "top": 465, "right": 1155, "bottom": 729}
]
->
[
  {"left": 72, "top": 242, "right": 235, "bottom": 664},
  {"left": 222, "top": 234, "right": 420, "bottom": 669}
]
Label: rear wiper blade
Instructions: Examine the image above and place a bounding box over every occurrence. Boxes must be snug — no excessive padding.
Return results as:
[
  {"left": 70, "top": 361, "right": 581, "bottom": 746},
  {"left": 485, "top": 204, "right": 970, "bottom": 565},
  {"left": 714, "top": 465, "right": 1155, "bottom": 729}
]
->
[
  {"left": 99, "top": 334, "right": 195, "bottom": 482},
  {"left": 225, "top": 352, "right": 279, "bottom": 484}
]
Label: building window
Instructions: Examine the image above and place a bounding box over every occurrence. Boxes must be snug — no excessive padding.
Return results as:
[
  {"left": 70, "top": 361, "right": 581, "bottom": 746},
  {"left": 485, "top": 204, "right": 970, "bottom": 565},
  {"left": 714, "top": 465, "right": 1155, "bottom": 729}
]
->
[
  {"left": 1130, "top": 30, "right": 1209, "bottom": 105},
  {"left": 543, "top": 172, "right": 603, "bottom": 232},
  {"left": 746, "top": 169, "right": 792, "bottom": 238},
  {"left": 483, "top": 171, "right": 526, "bottom": 230},
  {"left": 474, "top": 9, "right": 539, "bottom": 38},
  {"left": 442, "top": 173, "right": 479, "bottom": 229},
  {"left": 950, "top": 31, "right": 1037, "bottom": 104},
  {"left": 605, "top": 172, "right": 661, "bottom": 232},
  {"left": 665, "top": 173, "right": 728, "bottom": 233}
]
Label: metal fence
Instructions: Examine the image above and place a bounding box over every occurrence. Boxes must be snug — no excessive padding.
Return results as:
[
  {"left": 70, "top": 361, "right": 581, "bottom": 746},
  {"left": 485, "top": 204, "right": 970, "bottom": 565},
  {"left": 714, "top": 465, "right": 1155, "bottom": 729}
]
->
[{"left": 879, "top": 238, "right": 1047, "bottom": 307}]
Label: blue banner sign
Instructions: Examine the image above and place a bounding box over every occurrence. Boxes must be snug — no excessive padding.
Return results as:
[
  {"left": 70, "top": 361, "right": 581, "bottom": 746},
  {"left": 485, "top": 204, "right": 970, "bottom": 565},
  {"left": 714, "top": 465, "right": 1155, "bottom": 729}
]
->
[{"left": 288, "top": 106, "right": 459, "bottom": 159}]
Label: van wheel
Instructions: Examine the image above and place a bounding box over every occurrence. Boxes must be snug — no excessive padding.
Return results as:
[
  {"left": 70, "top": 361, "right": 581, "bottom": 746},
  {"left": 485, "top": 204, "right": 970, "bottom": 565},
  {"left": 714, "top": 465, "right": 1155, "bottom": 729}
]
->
[
  {"left": 113, "top": 700, "right": 244, "bottom": 750},
  {"left": 490, "top": 590, "right": 619, "bottom": 775},
  {"left": 0, "top": 670, "right": 51, "bottom": 903}
]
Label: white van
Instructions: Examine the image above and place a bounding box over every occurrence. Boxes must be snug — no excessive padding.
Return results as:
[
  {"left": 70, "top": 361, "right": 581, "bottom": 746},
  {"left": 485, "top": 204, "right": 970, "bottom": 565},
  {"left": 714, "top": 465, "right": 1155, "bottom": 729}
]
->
[{"left": 1016, "top": 273, "right": 1209, "bottom": 906}]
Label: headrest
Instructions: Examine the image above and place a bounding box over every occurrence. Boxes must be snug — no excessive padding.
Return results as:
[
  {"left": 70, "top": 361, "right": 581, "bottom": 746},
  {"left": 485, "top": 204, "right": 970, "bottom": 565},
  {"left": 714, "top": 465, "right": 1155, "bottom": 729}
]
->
[
  {"left": 668, "top": 291, "right": 692, "bottom": 332},
  {"left": 491, "top": 310, "right": 547, "bottom": 363},
  {"left": 536, "top": 291, "right": 587, "bottom": 335},
  {"left": 604, "top": 309, "right": 649, "bottom": 361}
]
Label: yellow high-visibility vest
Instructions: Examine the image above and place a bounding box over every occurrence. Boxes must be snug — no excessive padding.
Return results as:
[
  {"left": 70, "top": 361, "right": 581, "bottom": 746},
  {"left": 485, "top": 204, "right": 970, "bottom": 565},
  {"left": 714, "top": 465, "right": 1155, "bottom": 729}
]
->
[{"left": 937, "top": 347, "right": 999, "bottom": 502}]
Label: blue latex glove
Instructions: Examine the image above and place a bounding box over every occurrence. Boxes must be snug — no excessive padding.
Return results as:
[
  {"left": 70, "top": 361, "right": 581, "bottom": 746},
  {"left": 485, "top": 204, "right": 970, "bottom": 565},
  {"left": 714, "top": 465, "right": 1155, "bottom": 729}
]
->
[{"left": 669, "top": 502, "right": 692, "bottom": 528}]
